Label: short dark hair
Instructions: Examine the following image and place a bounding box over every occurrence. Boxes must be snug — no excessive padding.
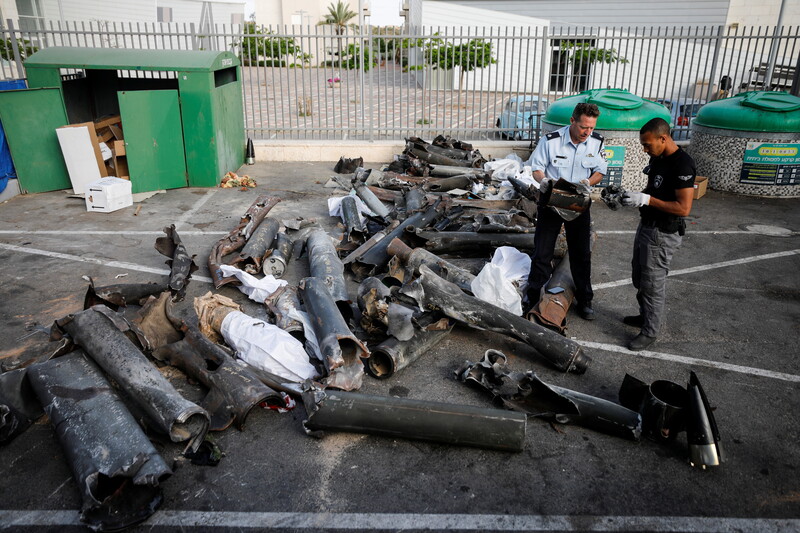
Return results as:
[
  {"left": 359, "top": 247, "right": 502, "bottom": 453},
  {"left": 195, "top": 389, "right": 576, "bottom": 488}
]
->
[
  {"left": 640, "top": 117, "right": 671, "bottom": 136},
  {"left": 572, "top": 103, "right": 600, "bottom": 120}
]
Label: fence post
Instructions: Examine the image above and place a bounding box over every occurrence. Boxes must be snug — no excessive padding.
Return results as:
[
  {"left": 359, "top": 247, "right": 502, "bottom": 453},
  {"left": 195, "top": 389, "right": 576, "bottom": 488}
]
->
[
  {"left": 6, "top": 20, "right": 25, "bottom": 80},
  {"left": 705, "top": 25, "right": 725, "bottom": 102},
  {"left": 537, "top": 26, "right": 548, "bottom": 105}
]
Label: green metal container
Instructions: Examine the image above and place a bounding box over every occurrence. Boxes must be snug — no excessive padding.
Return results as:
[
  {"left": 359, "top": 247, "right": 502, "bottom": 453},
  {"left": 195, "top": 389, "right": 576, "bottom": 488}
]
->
[
  {"left": 693, "top": 91, "right": 800, "bottom": 132},
  {"left": 543, "top": 88, "right": 671, "bottom": 130},
  {"left": 689, "top": 91, "right": 800, "bottom": 197},
  {"left": 0, "top": 47, "right": 244, "bottom": 194},
  {"left": 541, "top": 89, "right": 671, "bottom": 190}
]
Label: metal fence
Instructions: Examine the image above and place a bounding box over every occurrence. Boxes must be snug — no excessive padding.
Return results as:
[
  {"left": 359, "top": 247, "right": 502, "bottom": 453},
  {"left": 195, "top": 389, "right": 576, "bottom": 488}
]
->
[{"left": 0, "top": 19, "right": 798, "bottom": 141}]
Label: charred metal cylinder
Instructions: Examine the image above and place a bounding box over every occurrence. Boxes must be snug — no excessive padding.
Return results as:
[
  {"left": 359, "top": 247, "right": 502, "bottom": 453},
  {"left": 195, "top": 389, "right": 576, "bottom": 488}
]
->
[
  {"left": 368, "top": 319, "right": 453, "bottom": 379},
  {"left": 425, "top": 174, "right": 474, "bottom": 192},
  {"left": 340, "top": 195, "right": 365, "bottom": 241},
  {"left": 300, "top": 277, "right": 369, "bottom": 391},
  {"left": 687, "top": 372, "right": 723, "bottom": 469},
  {"left": 416, "top": 231, "right": 538, "bottom": 254},
  {"left": 302, "top": 387, "right": 526, "bottom": 451},
  {"left": 429, "top": 164, "right": 488, "bottom": 179},
  {"left": 235, "top": 217, "right": 280, "bottom": 274},
  {"left": 404, "top": 187, "right": 427, "bottom": 213},
  {"left": 154, "top": 224, "right": 197, "bottom": 301},
  {"left": 0, "top": 368, "right": 42, "bottom": 445},
  {"left": 263, "top": 231, "right": 293, "bottom": 278},
  {"left": 28, "top": 351, "right": 171, "bottom": 531},
  {"left": 353, "top": 180, "right": 391, "bottom": 220},
  {"left": 84, "top": 279, "right": 168, "bottom": 310},
  {"left": 409, "top": 146, "right": 472, "bottom": 167},
  {"left": 386, "top": 238, "right": 475, "bottom": 294},
  {"left": 266, "top": 285, "right": 305, "bottom": 338},
  {"left": 56, "top": 307, "right": 209, "bottom": 450},
  {"left": 402, "top": 265, "right": 590, "bottom": 374},
  {"left": 307, "top": 229, "right": 350, "bottom": 316}
]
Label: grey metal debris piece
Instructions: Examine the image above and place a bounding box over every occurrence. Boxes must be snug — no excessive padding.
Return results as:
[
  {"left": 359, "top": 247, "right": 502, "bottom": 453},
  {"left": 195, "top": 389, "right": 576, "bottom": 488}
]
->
[
  {"left": 307, "top": 228, "right": 349, "bottom": 308},
  {"left": 266, "top": 285, "right": 305, "bottom": 337},
  {"left": 234, "top": 217, "right": 280, "bottom": 275},
  {"left": 342, "top": 220, "right": 399, "bottom": 266},
  {"left": 340, "top": 195, "right": 366, "bottom": 242},
  {"left": 0, "top": 368, "right": 43, "bottom": 445},
  {"left": 154, "top": 224, "right": 198, "bottom": 301},
  {"left": 425, "top": 174, "right": 474, "bottom": 192},
  {"left": 334, "top": 156, "right": 363, "bottom": 174},
  {"left": 153, "top": 324, "right": 283, "bottom": 431},
  {"left": 415, "top": 231, "right": 538, "bottom": 255},
  {"left": 83, "top": 278, "right": 167, "bottom": 310},
  {"left": 54, "top": 306, "right": 209, "bottom": 451},
  {"left": 27, "top": 351, "right": 171, "bottom": 532},
  {"left": 404, "top": 187, "right": 427, "bottom": 213},
  {"left": 301, "top": 385, "right": 526, "bottom": 451},
  {"left": 687, "top": 371, "right": 723, "bottom": 469},
  {"left": 457, "top": 350, "right": 641, "bottom": 440},
  {"left": 368, "top": 316, "right": 454, "bottom": 379},
  {"left": 299, "top": 277, "right": 369, "bottom": 391},
  {"left": 401, "top": 265, "right": 590, "bottom": 374},
  {"left": 209, "top": 194, "right": 281, "bottom": 288},
  {"left": 386, "top": 238, "right": 475, "bottom": 294},
  {"left": 353, "top": 178, "right": 391, "bottom": 221},
  {"left": 263, "top": 231, "right": 293, "bottom": 278}
]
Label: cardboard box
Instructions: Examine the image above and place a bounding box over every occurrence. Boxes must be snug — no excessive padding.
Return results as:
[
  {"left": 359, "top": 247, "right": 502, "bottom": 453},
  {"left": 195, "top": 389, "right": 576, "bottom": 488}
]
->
[
  {"left": 111, "top": 140, "right": 129, "bottom": 179},
  {"left": 56, "top": 123, "right": 108, "bottom": 195},
  {"left": 693, "top": 176, "right": 708, "bottom": 199},
  {"left": 85, "top": 177, "right": 133, "bottom": 213}
]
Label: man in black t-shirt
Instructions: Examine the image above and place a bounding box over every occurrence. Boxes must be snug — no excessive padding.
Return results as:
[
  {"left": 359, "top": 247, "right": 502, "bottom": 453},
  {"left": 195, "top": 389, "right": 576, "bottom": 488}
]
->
[{"left": 621, "top": 117, "right": 696, "bottom": 351}]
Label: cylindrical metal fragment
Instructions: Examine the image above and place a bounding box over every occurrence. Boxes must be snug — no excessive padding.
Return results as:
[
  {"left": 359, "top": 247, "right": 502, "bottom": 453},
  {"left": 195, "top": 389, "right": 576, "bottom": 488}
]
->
[
  {"left": 266, "top": 285, "right": 304, "bottom": 338},
  {"left": 368, "top": 320, "right": 453, "bottom": 379},
  {"left": 235, "top": 217, "right": 280, "bottom": 274},
  {"left": 425, "top": 174, "right": 474, "bottom": 192},
  {"left": 302, "top": 388, "right": 526, "bottom": 452},
  {"left": 340, "top": 195, "right": 365, "bottom": 241},
  {"left": 387, "top": 238, "right": 475, "bottom": 294},
  {"left": 263, "top": 231, "right": 293, "bottom": 278},
  {"left": 307, "top": 228, "right": 350, "bottom": 312},
  {"left": 353, "top": 181, "right": 391, "bottom": 220},
  {"left": 416, "top": 231, "right": 538, "bottom": 254}
]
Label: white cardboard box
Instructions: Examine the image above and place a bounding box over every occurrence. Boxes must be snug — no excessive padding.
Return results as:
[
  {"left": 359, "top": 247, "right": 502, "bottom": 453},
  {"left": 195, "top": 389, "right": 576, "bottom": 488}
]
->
[
  {"left": 85, "top": 177, "right": 133, "bottom": 213},
  {"left": 55, "top": 124, "right": 107, "bottom": 195}
]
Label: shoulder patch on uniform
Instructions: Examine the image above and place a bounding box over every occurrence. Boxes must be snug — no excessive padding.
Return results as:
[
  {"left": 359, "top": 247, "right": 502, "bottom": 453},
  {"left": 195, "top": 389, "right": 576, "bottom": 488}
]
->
[
  {"left": 591, "top": 131, "right": 604, "bottom": 141},
  {"left": 678, "top": 174, "right": 694, "bottom": 181},
  {"left": 546, "top": 131, "right": 561, "bottom": 140}
]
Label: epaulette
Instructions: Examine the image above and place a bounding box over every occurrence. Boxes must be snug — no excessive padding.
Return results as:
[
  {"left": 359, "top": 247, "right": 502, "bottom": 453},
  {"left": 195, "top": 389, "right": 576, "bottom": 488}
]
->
[
  {"left": 546, "top": 131, "right": 560, "bottom": 140},
  {"left": 591, "top": 131, "right": 604, "bottom": 141}
]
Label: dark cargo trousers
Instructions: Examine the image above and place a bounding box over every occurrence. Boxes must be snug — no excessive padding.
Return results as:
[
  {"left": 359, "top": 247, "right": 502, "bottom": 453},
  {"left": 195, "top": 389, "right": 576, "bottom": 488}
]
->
[{"left": 631, "top": 223, "right": 682, "bottom": 338}]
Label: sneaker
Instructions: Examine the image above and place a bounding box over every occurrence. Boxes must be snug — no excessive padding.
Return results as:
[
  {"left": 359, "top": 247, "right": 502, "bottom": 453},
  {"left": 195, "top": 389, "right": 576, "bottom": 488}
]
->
[
  {"left": 577, "top": 302, "right": 596, "bottom": 321},
  {"left": 627, "top": 333, "right": 656, "bottom": 351},
  {"left": 623, "top": 315, "right": 644, "bottom": 328}
]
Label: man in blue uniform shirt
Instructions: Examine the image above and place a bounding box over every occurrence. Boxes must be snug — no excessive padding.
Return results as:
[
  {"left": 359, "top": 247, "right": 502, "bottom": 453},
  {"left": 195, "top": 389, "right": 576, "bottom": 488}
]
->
[
  {"left": 621, "top": 117, "right": 696, "bottom": 351},
  {"left": 525, "top": 102, "right": 607, "bottom": 320}
]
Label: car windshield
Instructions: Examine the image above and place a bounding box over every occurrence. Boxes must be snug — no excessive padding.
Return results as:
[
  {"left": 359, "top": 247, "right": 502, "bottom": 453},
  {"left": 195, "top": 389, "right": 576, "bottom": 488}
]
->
[
  {"left": 519, "top": 101, "right": 543, "bottom": 113},
  {"left": 680, "top": 103, "right": 702, "bottom": 117}
]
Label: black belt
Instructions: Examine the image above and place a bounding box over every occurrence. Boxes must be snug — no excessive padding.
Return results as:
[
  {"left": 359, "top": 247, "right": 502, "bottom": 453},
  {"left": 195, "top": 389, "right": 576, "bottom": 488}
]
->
[{"left": 641, "top": 218, "right": 684, "bottom": 235}]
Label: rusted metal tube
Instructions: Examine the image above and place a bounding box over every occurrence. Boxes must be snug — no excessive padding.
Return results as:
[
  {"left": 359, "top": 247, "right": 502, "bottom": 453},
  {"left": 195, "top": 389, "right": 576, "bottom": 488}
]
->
[
  {"left": 299, "top": 277, "right": 369, "bottom": 391},
  {"left": 0, "top": 368, "right": 42, "bottom": 445},
  {"left": 27, "top": 351, "right": 171, "bottom": 531},
  {"left": 301, "top": 387, "right": 527, "bottom": 452},
  {"left": 386, "top": 238, "right": 475, "bottom": 294},
  {"left": 402, "top": 266, "right": 590, "bottom": 374},
  {"left": 209, "top": 194, "right": 280, "bottom": 288},
  {"left": 55, "top": 307, "right": 209, "bottom": 450}
]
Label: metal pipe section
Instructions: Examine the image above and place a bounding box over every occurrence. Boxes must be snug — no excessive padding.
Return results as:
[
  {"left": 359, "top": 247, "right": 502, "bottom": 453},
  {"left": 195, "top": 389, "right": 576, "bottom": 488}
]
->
[
  {"left": 265, "top": 285, "right": 305, "bottom": 338},
  {"left": 402, "top": 265, "right": 590, "bottom": 374},
  {"left": 235, "top": 217, "right": 280, "bottom": 275},
  {"left": 154, "top": 224, "right": 198, "bottom": 301},
  {"left": 368, "top": 319, "right": 454, "bottom": 379},
  {"left": 299, "top": 276, "right": 369, "bottom": 391},
  {"left": 301, "top": 387, "right": 527, "bottom": 452},
  {"left": 386, "top": 237, "right": 475, "bottom": 294},
  {"left": 425, "top": 174, "right": 474, "bottom": 193},
  {"left": 687, "top": 371, "right": 723, "bottom": 469},
  {"left": 416, "top": 231, "right": 538, "bottom": 254},
  {"left": 353, "top": 180, "right": 391, "bottom": 221},
  {"left": 340, "top": 195, "right": 365, "bottom": 242},
  {"left": 307, "top": 228, "right": 350, "bottom": 316},
  {"left": 263, "top": 231, "right": 293, "bottom": 278},
  {"left": 27, "top": 351, "right": 171, "bottom": 532},
  {"left": 55, "top": 307, "right": 209, "bottom": 451}
]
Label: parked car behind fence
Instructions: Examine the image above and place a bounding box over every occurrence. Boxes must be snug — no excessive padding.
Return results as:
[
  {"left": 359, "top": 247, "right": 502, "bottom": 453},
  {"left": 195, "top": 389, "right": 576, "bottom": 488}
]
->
[{"left": 496, "top": 96, "right": 549, "bottom": 141}]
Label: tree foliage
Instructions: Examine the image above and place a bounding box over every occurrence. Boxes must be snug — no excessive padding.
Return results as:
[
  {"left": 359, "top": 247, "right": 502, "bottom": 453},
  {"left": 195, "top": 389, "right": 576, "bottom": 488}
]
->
[
  {"left": 238, "top": 22, "right": 311, "bottom": 66},
  {"left": 317, "top": 1, "right": 358, "bottom": 35},
  {"left": 0, "top": 38, "right": 38, "bottom": 61}
]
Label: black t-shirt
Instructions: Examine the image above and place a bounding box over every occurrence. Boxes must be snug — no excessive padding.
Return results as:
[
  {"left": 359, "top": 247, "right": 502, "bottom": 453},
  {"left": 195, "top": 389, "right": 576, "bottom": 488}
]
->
[{"left": 640, "top": 147, "right": 696, "bottom": 222}]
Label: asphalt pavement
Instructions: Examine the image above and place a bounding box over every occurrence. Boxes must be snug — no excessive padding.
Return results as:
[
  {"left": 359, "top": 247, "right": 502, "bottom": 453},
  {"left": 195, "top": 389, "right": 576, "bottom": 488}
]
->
[{"left": 0, "top": 160, "right": 798, "bottom": 532}]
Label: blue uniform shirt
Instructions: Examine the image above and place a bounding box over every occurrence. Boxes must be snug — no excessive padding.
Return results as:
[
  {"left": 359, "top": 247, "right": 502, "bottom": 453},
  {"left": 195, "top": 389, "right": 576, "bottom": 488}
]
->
[{"left": 526, "top": 125, "right": 607, "bottom": 184}]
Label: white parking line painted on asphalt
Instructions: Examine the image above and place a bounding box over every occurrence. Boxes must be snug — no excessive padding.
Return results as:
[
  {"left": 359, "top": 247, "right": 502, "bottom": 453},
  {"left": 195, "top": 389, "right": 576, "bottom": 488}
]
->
[
  {"left": 594, "top": 249, "right": 800, "bottom": 290},
  {"left": 174, "top": 188, "right": 217, "bottom": 230},
  {"left": 0, "top": 230, "right": 228, "bottom": 235},
  {"left": 577, "top": 341, "right": 800, "bottom": 383},
  {"left": 0, "top": 510, "right": 797, "bottom": 531},
  {"left": 0, "top": 243, "right": 214, "bottom": 284}
]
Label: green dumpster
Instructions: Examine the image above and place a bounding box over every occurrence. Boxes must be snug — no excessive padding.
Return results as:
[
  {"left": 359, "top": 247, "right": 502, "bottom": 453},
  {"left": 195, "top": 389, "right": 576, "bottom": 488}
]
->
[
  {"left": 0, "top": 47, "right": 245, "bottom": 194},
  {"left": 689, "top": 91, "right": 800, "bottom": 197},
  {"left": 541, "top": 89, "right": 671, "bottom": 190}
]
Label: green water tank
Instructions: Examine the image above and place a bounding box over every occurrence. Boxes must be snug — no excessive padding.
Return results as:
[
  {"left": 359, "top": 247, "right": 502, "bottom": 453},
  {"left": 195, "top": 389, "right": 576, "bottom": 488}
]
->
[
  {"left": 543, "top": 88, "right": 671, "bottom": 130},
  {"left": 693, "top": 91, "right": 800, "bottom": 132}
]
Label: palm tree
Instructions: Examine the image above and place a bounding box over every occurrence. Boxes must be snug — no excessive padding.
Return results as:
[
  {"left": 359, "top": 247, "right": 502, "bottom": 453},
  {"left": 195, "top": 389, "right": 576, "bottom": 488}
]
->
[{"left": 318, "top": 1, "right": 358, "bottom": 69}]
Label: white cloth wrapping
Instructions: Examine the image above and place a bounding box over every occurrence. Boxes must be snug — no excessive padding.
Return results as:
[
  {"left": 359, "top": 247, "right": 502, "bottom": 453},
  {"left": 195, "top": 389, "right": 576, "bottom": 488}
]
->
[
  {"left": 221, "top": 310, "right": 319, "bottom": 382},
  {"left": 219, "top": 264, "right": 287, "bottom": 302},
  {"left": 471, "top": 247, "right": 532, "bottom": 316},
  {"left": 327, "top": 193, "right": 375, "bottom": 224},
  {"left": 484, "top": 154, "right": 523, "bottom": 181}
]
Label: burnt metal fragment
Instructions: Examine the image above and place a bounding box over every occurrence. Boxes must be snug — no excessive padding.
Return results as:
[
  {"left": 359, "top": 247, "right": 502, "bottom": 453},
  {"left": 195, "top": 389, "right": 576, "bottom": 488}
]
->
[
  {"left": 153, "top": 324, "right": 283, "bottom": 431},
  {"left": 54, "top": 307, "right": 209, "bottom": 451},
  {"left": 83, "top": 278, "right": 167, "bottom": 311},
  {"left": 342, "top": 220, "right": 400, "bottom": 266},
  {"left": 353, "top": 177, "right": 392, "bottom": 221},
  {"left": 404, "top": 187, "right": 427, "bottom": 214},
  {"left": 619, "top": 374, "right": 687, "bottom": 441},
  {"left": 300, "top": 276, "right": 369, "bottom": 391},
  {"left": 601, "top": 184, "right": 627, "bottom": 210},
  {"left": 263, "top": 231, "right": 293, "bottom": 278},
  {"left": 307, "top": 229, "right": 350, "bottom": 318},
  {"left": 209, "top": 194, "right": 281, "bottom": 288},
  {"left": 154, "top": 224, "right": 198, "bottom": 301},
  {"left": 368, "top": 316, "right": 454, "bottom": 379},
  {"left": 266, "top": 285, "right": 305, "bottom": 337},
  {"left": 386, "top": 238, "right": 475, "bottom": 294},
  {"left": 457, "top": 350, "right": 640, "bottom": 440},
  {"left": 234, "top": 217, "right": 280, "bottom": 275},
  {"left": 28, "top": 351, "right": 171, "bottom": 531},
  {"left": 402, "top": 265, "right": 590, "bottom": 374},
  {"left": 687, "top": 371, "right": 723, "bottom": 469},
  {"left": 340, "top": 195, "right": 366, "bottom": 243},
  {"left": 425, "top": 174, "right": 474, "bottom": 193},
  {"left": 415, "top": 231, "right": 538, "bottom": 255},
  {"left": 334, "top": 156, "right": 363, "bottom": 174},
  {"left": 301, "top": 386, "right": 526, "bottom": 452},
  {"left": 0, "top": 368, "right": 43, "bottom": 445}
]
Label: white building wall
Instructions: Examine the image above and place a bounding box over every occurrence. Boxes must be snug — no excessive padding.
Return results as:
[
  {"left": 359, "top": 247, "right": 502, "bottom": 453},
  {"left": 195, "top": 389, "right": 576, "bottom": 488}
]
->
[
  {"left": 38, "top": 0, "right": 155, "bottom": 23},
  {"left": 727, "top": 0, "right": 800, "bottom": 29},
  {"left": 255, "top": 0, "right": 358, "bottom": 27},
  {"left": 425, "top": 0, "right": 731, "bottom": 27}
]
